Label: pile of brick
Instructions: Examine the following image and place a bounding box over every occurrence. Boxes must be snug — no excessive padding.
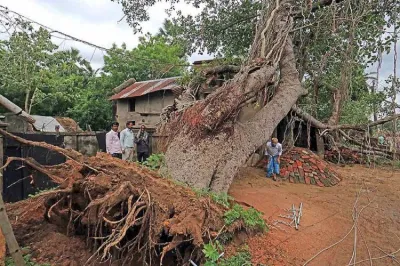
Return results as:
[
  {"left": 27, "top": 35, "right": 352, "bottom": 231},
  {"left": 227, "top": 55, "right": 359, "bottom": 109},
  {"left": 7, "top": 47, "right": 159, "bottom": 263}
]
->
[{"left": 280, "top": 148, "right": 341, "bottom": 187}]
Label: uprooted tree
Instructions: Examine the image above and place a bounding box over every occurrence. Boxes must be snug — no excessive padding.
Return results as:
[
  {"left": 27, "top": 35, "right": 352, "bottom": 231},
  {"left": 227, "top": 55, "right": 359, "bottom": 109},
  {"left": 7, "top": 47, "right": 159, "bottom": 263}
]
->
[
  {"left": 1, "top": 129, "right": 265, "bottom": 265},
  {"left": 115, "top": 0, "right": 400, "bottom": 192}
]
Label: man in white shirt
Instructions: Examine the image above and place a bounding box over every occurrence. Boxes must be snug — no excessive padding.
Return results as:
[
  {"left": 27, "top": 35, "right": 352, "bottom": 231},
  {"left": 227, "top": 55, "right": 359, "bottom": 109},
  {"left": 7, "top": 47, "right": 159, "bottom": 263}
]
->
[
  {"left": 120, "top": 121, "right": 135, "bottom": 162},
  {"left": 265, "top": 138, "right": 282, "bottom": 181},
  {"left": 106, "top": 122, "right": 122, "bottom": 159}
]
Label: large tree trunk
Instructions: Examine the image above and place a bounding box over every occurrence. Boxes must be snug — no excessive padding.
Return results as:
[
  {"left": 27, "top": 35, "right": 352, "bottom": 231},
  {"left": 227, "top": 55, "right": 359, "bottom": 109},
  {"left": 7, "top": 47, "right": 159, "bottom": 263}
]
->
[{"left": 164, "top": 1, "right": 307, "bottom": 192}]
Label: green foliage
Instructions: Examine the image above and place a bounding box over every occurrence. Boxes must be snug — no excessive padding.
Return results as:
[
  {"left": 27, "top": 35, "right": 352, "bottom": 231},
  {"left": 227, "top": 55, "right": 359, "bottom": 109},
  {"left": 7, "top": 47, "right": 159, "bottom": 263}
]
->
[
  {"left": 192, "top": 188, "right": 232, "bottom": 209},
  {"left": 219, "top": 250, "right": 252, "bottom": 266},
  {"left": 0, "top": 16, "right": 188, "bottom": 131},
  {"left": 102, "top": 34, "right": 186, "bottom": 83},
  {"left": 143, "top": 153, "right": 165, "bottom": 170},
  {"left": 211, "top": 192, "right": 233, "bottom": 209},
  {"left": 203, "top": 241, "right": 252, "bottom": 266},
  {"left": 224, "top": 204, "right": 267, "bottom": 231},
  {"left": 203, "top": 241, "right": 224, "bottom": 265},
  {"left": 5, "top": 253, "right": 50, "bottom": 266}
]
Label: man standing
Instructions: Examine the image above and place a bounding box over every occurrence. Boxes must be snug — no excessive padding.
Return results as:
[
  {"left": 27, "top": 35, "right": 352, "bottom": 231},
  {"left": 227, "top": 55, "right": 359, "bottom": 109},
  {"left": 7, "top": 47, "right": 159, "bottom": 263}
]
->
[
  {"left": 106, "top": 122, "right": 122, "bottom": 159},
  {"left": 120, "top": 121, "right": 135, "bottom": 162},
  {"left": 265, "top": 138, "right": 282, "bottom": 181},
  {"left": 135, "top": 125, "right": 149, "bottom": 163}
]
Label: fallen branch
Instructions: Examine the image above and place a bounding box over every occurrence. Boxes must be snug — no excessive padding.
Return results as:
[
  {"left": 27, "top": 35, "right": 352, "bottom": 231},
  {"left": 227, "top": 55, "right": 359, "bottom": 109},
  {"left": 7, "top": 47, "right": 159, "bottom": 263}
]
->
[
  {"left": 1, "top": 157, "right": 65, "bottom": 184},
  {"left": 292, "top": 106, "right": 400, "bottom": 131},
  {"left": 338, "top": 130, "right": 393, "bottom": 155},
  {"left": 0, "top": 128, "right": 82, "bottom": 161}
]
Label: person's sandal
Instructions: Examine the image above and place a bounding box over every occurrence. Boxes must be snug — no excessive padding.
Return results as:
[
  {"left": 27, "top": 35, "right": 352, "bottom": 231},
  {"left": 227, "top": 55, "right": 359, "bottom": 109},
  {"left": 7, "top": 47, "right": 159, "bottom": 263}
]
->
[{"left": 273, "top": 176, "right": 277, "bottom": 181}]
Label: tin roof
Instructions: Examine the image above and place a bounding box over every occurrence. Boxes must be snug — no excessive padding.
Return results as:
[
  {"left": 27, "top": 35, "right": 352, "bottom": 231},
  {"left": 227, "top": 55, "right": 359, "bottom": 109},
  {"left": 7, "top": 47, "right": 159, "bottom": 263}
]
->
[
  {"left": 31, "top": 115, "right": 66, "bottom": 132},
  {"left": 110, "top": 77, "right": 181, "bottom": 100}
]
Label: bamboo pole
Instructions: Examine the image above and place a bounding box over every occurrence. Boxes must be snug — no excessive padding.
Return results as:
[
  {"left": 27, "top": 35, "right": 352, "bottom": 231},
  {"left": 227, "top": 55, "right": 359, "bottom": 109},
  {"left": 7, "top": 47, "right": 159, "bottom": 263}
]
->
[
  {"left": 0, "top": 95, "right": 35, "bottom": 124},
  {"left": 0, "top": 192, "right": 25, "bottom": 265}
]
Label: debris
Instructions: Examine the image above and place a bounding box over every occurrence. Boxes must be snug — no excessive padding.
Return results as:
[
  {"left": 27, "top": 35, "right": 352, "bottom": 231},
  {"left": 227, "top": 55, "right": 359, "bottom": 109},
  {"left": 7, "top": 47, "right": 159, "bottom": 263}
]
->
[
  {"left": 273, "top": 203, "right": 303, "bottom": 231},
  {"left": 280, "top": 148, "right": 341, "bottom": 187}
]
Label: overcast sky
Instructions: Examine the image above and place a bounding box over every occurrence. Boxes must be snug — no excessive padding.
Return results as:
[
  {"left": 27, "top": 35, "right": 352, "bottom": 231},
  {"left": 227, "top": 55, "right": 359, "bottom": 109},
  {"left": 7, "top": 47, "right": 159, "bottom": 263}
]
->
[
  {"left": 1, "top": 0, "right": 212, "bottom": 70},
  {"left": 1, "top": 0, "right": 399, "bottom": 93}
]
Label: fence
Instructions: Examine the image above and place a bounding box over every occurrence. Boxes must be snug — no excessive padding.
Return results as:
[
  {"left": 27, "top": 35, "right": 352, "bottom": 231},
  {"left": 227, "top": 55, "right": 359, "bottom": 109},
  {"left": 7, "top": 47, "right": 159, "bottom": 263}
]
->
[{"left": 2, "top": 130, "right": 165, "bottom": 202}]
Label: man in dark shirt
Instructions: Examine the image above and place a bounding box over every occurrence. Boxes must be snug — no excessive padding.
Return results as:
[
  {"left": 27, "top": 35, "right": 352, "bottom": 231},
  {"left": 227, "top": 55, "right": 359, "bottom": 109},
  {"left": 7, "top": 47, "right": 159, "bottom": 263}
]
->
[{"left": 135, "top": 125, "right": 149, "bottom": 163}]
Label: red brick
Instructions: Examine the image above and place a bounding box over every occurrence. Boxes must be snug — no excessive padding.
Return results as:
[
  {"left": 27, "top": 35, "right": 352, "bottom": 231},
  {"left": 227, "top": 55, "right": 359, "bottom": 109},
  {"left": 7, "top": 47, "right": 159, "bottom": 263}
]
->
[
  {"left": 316, "top": 180, "right": 324, "bottom": 187},
  {"left": 305, "top": 175, "right": 311, "bottom": 184},
  {"left": 299, "top": 168, "right": 305, "bottom": 177},
  {"left": 320, "top": 173, "right": 327, "bottom": 179},
  {"left": 296, "top": 161, "right": 303, "bottom": 167},
  {"left": 302, "top": 155, "right": 310, "bottom": 159}
]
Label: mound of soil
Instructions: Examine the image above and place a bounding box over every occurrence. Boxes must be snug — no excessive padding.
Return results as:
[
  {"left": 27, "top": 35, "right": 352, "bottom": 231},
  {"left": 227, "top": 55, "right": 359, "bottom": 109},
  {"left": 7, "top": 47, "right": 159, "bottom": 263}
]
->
[{"left": 6, "top": 197, "right": 92, "bottom": 266}]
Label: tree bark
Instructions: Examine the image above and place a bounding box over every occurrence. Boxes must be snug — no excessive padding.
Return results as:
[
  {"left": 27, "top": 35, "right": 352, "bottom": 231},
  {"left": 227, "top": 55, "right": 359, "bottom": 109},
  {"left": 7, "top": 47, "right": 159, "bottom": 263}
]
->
[{"left": 164, "top": 1, "right": 307, "bottom": 192}]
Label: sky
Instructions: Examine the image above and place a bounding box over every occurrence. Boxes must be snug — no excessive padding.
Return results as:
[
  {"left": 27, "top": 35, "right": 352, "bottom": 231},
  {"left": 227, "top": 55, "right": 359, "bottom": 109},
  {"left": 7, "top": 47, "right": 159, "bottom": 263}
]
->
[
  {"left": 1, "top": 0, "right": 212, "bottom": 70},
  {"left": 1, "top": 0, "right": 399, "bottom": 94}
]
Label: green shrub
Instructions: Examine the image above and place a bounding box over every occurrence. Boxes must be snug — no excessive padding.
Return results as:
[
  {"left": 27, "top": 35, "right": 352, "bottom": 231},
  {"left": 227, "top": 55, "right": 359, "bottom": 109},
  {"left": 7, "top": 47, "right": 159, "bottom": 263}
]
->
[
  {"left": 219, "top": 250, "right": 252, "bottom": 266},
  {"left": 142, "top": 153, "right": 165, "bottom": 170},
  {"left": 192, "top": 188, "right": 233, "bottom": 208},
  {"left": 5, "top": 253, "right": 50, "bottom": 266},
  {"left": 224, "top": 204, "right": 267, "bottom": 231},
  {"left": 203, "top": 241, "right": 252, "bottom": 266},
  {"left": 203, "top": 241, "right": 224, "bottom": 266}
]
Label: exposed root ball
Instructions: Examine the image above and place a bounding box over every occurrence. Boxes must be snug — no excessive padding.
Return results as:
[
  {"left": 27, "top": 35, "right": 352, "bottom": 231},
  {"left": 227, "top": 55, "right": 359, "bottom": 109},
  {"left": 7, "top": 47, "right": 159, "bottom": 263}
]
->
[{"left": 40, "top": 153, "right": 234, "bottom": 265}]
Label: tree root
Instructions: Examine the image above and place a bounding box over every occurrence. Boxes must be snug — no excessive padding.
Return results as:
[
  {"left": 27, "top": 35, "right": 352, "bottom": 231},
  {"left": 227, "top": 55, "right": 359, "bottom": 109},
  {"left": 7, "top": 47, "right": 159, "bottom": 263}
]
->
[{"left": 0, "top": 130, "right": 240, "bottom": 265}]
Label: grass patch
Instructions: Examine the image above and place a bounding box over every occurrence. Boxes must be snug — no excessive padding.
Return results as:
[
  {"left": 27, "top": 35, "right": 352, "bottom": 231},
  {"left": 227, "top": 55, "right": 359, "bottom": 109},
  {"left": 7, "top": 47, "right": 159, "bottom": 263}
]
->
[
  {"left": 203, "top": 241, "right": 252, "bottom": 266},
  {"left": 224, "top": 204, "right": 267, "bottom": 231},
  {"left": 192, "top": 188, "right": 233, "bottom": 208},
  {"left": 5, "top": 253, "right": 50, "bottom": 266}
]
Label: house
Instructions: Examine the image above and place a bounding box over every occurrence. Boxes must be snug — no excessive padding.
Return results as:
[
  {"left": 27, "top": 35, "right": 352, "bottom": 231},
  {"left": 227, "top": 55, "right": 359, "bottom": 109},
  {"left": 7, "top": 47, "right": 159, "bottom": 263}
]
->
[{"left": 110, "top": 77, "right": 181, "bottom": 129}]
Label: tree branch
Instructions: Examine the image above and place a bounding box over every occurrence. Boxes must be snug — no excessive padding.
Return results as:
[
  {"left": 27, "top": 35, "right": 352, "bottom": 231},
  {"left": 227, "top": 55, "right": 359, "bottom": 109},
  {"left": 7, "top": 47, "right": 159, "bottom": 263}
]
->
[
  {"left": 292, "top": 106, "right": 400, "bottom": 130},
  {"left": 202, "top": 65, "right": 241, "bottom": 75}
]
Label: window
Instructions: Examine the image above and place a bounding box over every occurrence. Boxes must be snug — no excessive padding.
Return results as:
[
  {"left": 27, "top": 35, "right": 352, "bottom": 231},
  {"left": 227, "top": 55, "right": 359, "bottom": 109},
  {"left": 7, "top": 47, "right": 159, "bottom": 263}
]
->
[{"left": 128, "top": 98, "right": 136, "bottom": 112}]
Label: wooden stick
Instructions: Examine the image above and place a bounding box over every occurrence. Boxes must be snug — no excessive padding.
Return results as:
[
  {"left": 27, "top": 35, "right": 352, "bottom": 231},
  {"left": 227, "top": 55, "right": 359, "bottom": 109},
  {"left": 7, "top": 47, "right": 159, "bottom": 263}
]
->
[{"left": 0, "top": 192, "right": 25, "bottom": 266}]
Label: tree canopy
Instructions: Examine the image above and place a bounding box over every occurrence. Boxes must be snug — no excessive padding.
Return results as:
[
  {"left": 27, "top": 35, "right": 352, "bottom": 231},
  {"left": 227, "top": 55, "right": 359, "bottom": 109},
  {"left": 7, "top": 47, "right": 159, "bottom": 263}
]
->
[{"left": 114, "top": 0, "right": 400, "bottom": 125}]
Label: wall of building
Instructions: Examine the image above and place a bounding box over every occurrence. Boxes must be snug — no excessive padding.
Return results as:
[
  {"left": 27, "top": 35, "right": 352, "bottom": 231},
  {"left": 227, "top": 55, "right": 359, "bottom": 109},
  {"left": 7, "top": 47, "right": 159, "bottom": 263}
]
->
[{"left": 116, "top": 91, "right": 175, "bottom": 129}]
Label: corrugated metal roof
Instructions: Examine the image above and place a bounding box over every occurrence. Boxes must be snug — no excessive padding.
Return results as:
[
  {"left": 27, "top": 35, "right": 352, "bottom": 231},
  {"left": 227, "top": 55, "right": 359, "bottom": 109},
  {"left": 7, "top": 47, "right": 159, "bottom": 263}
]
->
[
  {"left": 110, "top": 77, "right": 180, "bottom": 100},
  {"left": 31, "top": 115, "right": 66, "bottom": 132}
]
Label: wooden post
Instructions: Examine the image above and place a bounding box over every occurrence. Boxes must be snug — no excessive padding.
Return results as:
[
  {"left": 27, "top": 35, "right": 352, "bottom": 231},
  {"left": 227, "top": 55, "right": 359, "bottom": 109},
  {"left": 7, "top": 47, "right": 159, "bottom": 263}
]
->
[
  {"left": 0, "top": 121, "right": 25, "bottom": 266},
  {"left": 0, "top": 121, "right": 5, "bottom": 193}
]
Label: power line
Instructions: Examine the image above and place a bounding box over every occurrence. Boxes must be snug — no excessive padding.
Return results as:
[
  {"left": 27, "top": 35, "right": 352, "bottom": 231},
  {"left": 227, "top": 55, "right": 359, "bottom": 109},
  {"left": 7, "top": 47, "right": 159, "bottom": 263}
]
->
[{"left": 0, "top": 5, "right": 192, "bottom": 68}]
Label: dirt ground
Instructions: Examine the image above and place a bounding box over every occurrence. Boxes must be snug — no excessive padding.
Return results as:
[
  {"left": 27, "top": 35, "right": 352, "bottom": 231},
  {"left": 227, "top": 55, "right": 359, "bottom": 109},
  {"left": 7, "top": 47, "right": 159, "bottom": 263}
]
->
[
  {"left": 229, "top": 165, "right": 400, "bottom": 265},
  {"left": 4, "top": 164, "right": 400, "bottom": 266}
]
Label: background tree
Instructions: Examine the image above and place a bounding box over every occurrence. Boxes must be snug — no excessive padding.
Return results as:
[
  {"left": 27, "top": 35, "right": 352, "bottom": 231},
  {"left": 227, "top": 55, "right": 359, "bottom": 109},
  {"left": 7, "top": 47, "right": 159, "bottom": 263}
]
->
[{"left": 0, "top": 14, "right": 188, "bottom": 131}]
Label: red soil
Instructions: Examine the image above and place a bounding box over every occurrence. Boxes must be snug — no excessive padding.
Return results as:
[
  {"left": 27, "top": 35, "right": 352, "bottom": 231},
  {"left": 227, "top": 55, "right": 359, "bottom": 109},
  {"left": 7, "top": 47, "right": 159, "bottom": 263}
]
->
[{"left": 229, "top": 165, "right": 400, "bottom": 265}]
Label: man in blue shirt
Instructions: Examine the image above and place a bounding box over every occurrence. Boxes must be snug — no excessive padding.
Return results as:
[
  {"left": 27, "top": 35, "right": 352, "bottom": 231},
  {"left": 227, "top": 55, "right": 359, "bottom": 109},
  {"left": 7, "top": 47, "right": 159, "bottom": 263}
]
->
[{"left": 120, "top": 121, "right": 135, "bottom": 162}]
